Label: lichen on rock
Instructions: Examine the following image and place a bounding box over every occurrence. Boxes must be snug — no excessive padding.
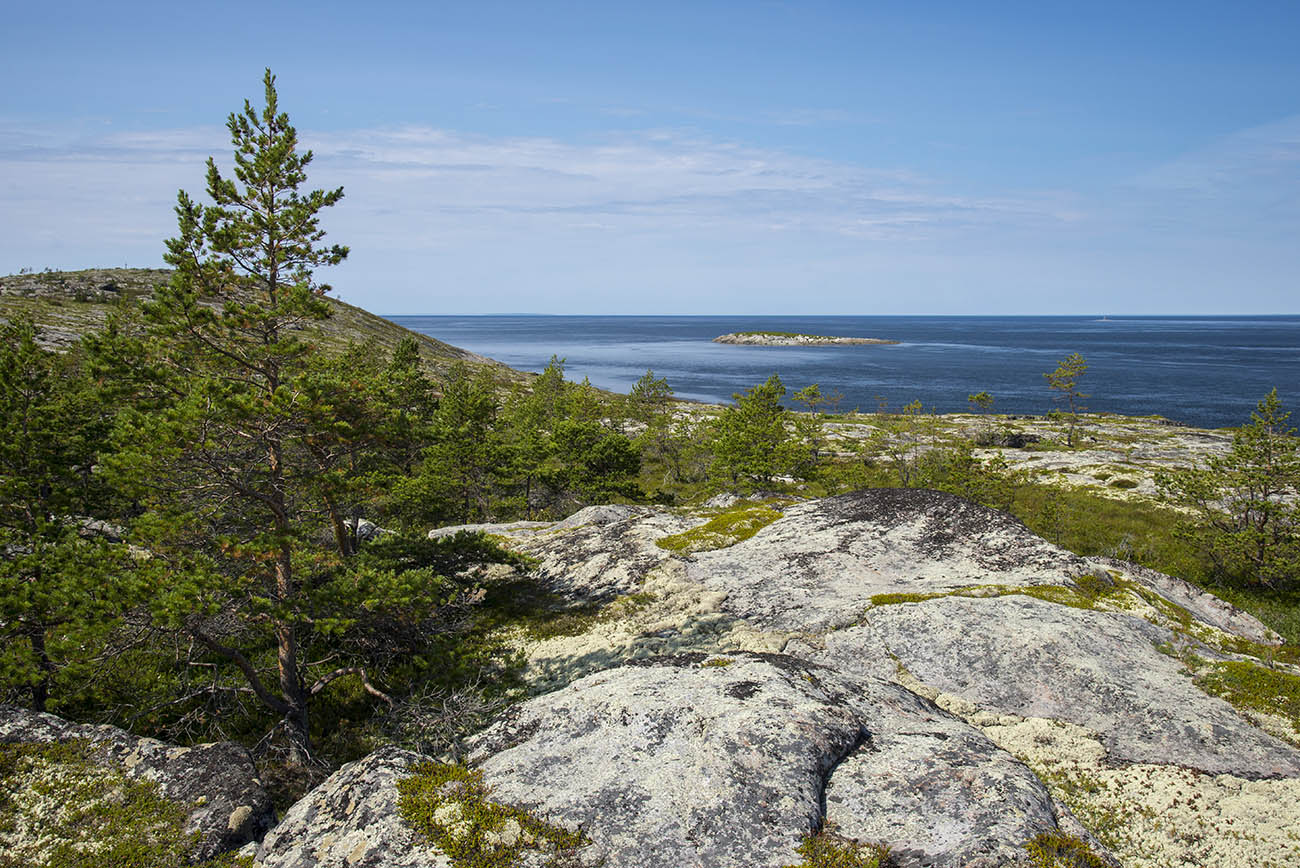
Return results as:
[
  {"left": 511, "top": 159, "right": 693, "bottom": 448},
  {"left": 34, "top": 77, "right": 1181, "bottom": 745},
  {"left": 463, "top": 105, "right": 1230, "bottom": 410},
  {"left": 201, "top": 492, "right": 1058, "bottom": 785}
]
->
[{"left": 0, "top": 705, "right": 272, "bottom": 865}]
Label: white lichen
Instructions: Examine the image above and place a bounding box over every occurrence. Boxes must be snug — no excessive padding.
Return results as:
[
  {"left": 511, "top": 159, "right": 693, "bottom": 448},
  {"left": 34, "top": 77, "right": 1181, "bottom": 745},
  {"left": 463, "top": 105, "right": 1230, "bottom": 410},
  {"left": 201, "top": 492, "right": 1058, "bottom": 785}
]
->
[{"left": 985, "top": 716, "right": 1300, "bottom": 868}]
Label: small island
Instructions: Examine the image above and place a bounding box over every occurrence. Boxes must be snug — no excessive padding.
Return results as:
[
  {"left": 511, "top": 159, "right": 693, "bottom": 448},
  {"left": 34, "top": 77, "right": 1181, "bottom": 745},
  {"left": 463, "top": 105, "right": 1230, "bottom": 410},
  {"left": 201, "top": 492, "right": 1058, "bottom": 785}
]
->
[{"left": 714, "top": 331, "right": 899, "bottom": 346}]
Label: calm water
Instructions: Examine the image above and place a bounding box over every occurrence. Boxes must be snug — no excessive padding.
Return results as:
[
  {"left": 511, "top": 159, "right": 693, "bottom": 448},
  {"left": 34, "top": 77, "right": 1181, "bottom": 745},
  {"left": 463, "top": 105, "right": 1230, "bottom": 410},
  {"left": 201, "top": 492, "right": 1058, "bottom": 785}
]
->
[{"left": 390, "top": 315, "right": 1300, "bottom": 430}]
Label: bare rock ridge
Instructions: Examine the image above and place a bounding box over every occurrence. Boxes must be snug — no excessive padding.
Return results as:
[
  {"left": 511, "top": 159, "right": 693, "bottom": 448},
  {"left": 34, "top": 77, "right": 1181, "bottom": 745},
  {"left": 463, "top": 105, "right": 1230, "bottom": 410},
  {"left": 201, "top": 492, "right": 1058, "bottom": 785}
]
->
[{"left": 10, "top": 489, "right": 1300, "bottom": 867}]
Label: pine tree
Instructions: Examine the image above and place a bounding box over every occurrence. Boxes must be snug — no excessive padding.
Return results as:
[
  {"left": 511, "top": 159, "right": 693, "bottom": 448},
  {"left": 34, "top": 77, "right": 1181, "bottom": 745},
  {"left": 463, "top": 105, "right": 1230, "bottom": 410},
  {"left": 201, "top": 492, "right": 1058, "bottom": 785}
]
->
[
  {"left": 106, "top": 70, "right": 361, "bottom": 763},
  {"left": 0, "top": 319, "right": 139, "bottom": 712},
  {"left": 1157, "top": 389, "right": 1300, "bottom": 588},
  {"left": 1044, "top": 353, "right": 1088, "bottom": 447},
  {"left": 708, "top": 374, "right": 805, "bottom": 489}
]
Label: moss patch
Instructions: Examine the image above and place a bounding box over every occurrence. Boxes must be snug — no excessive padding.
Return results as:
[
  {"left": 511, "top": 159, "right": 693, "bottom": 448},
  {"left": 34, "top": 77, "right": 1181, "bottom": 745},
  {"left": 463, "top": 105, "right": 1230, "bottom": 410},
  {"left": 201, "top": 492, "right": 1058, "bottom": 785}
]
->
[
  {"left": 397, "top": 762, "right": 587, "bottom": 868},
  {"left": 868, "top": 575, "right": 1130, "bottom": 613},
  {"left": 656, "top": 503, "right": 784, "bottom": 555},
  {"left": 1023, "top": 831, "right": 1111, "bottom": 867},
  {"left": 781, "top": 832, "right": 890, "bottom": 868},
  {"left": 0, "top": 740, "right": 251, "bottom": 868},
  {"left": 1194, "top": 660, "right": 1300, "bottom": 738}
]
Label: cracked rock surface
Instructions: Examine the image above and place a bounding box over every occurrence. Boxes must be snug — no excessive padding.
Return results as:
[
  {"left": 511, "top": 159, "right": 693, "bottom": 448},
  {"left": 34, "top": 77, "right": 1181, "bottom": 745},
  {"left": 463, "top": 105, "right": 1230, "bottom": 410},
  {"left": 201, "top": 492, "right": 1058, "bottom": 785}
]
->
[
  {"left": 257, "top": 654, "right": 1081, "bottom": 868},
  {"left": 846, "top": 594, "right": 1300, "bottom": 777},
  {"left": 254, "top": 747, "right": 442, "bottom": 868}
]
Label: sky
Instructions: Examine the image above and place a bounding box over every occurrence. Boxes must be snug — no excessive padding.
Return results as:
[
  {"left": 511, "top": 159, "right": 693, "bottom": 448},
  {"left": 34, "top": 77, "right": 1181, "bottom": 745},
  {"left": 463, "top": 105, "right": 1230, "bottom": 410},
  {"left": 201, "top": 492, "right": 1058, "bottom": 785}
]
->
[{"left": 2, "top": 1, "right": 1298, "bottom": 314}]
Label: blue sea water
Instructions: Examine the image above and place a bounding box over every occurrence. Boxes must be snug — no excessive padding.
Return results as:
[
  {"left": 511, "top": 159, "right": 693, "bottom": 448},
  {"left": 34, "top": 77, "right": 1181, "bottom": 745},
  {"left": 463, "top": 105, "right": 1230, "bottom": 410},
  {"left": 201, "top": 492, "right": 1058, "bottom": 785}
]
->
[{"left": 390, "top": 315, "right": 1300, "bottom": 430}]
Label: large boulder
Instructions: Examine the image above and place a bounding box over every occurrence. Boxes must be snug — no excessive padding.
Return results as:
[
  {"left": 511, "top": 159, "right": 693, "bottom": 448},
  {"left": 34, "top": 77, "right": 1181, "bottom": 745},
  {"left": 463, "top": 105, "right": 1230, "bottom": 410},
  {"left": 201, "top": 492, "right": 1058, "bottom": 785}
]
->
[
  {"left": 828, "top": 594, "right": 1300, "bottom": 776},
  {"left": 254, "top": 746, "right": 437, "bottom": 868},
  {"left": 258, "top": 654, "right": 1093, "bottom": 868},
  {"left": 689, "top": 488, "right": 1089, "bottom": 633},
  {"left": 0, "top": 705, "right": 273, "bottom": 863}
]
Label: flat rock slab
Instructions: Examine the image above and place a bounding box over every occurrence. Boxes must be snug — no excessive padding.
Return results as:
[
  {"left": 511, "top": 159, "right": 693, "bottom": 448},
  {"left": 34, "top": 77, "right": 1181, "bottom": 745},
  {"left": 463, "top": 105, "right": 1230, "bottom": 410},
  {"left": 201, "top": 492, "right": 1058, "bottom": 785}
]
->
[
  {"left": 845, "top": 594, "right": 1300, "bottom": 777},
  {"left": 825, "top": 682, "right": 1062, "bottom": 868},
  {"left": 465, "top": 654, "right": 1081, "bottom": 868},
  {"left": 464, "top": 653, "right": 863, "bottom": 867},
  {"left": 0, "top": 704, "right": 272, "bottom": 861},
  {"left": 690, "top": 489, "right": 1089, "bottom": 633}
]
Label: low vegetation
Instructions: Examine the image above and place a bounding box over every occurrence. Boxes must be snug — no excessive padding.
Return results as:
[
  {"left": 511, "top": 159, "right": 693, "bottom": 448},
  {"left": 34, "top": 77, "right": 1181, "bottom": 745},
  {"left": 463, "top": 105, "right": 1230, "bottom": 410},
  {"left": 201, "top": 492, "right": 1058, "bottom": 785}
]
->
[
  {"left": 656, "top": 503, "right": 785, "bottom": 554},
  {"left": 396, "top": 762, "right": 587, "bottom": 868},
  {"left": 781, "top": 832, "right": 890, "bottom": 868},
  {"left": 1194, "top": 659, "right": 1300, "bottom": 739},
  {"left": 0, "top": 740, "right": 252, "bottom": 868},
  {"left": 1022, "top": 831, "right": 1112, "bottom": 868}
]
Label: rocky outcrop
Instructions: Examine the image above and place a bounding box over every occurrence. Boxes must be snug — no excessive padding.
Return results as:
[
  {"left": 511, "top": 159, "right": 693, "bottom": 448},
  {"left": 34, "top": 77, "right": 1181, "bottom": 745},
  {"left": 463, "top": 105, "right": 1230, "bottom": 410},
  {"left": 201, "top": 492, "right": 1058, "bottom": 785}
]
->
[
  {"left": 690, "top": 489, "right": 1090, "bottom": 633},
  {"left": 195, "top": 489, "right": 1300, "bottom": 866},
  {"left": 254, "top": 654, "right": 1085, "bottom": 868},
  {"left": 713, "top": 332, "right": 898, "bottom": 346},
  {"left": 254, "top": 747, "right": 433, "bottom": 868},
  {"left": 414, "top": 488, "right": 1297, "bottom": 867},
  {"left": 0, "top": 705, "right": 273, "bottom": 862}
]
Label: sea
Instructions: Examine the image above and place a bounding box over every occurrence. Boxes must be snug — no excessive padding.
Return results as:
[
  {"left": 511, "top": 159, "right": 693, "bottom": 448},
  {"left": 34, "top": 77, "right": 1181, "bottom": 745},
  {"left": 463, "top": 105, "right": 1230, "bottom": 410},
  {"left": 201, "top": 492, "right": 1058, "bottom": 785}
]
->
[{"left": 389, "top": 315, "right": 1300, "bottom": 431}]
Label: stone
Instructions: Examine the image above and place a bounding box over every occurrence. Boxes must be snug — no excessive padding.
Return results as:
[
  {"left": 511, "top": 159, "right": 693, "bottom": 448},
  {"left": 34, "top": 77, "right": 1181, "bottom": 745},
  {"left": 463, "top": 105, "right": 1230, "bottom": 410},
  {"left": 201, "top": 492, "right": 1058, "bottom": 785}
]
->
[
  {"left": 254, "top": 747, "right": 443, "bottom": 868},
  {"left": 0, "top": 704, "right": 273, "bottom": 862},
  {"left": 243, "top": 489, "right": 1300, "bottom": 867},
  {"left": 689, "top": 489, "right": 1090, "bottom": 633},
  {"left": 263, "top": 654, "right": 1096, "bottom": 867},
  {"left": 840, "top": 594, "right": 1300, "bottom": 777}
]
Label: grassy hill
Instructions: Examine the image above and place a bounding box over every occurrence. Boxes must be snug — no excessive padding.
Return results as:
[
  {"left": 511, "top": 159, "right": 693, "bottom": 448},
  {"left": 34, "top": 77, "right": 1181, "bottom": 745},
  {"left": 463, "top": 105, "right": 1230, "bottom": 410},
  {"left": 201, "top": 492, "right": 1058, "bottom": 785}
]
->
[{"left": 0, "top": 267, "right": 526, "bottom": 383}]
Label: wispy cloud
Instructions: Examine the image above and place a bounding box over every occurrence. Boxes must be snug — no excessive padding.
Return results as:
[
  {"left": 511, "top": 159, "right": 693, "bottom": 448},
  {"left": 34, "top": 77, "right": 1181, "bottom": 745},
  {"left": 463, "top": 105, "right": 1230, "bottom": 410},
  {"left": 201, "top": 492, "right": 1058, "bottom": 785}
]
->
[
  {"left": 0, "top": 121, "right": 1073, "bottom": 262},
  {"left": 1128, "top": 115, "right": 1300, "bottom": 237}
]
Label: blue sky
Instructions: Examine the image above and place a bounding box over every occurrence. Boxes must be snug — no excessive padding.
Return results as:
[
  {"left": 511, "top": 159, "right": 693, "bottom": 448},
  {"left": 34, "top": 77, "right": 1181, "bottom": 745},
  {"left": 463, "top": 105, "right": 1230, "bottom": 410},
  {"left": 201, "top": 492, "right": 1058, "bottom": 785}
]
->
[{"left": 3, "top": 1, "right": 1298, "bottom": 314}]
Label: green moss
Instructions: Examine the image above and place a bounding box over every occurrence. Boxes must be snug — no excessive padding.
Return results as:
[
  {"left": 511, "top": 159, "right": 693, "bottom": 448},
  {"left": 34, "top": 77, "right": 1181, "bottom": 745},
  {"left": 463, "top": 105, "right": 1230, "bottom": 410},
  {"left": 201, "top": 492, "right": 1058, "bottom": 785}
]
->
[
  {"left": 1194, "top": 660, "right": 1300, "bottom": 736},
  {"left": 1069, "top": 570, "right": 1119, "bottom": 600},
  {"left": 701, "top": 657, "right": 734, "bottom": 667},
  {"left": 397, "top": 762, "right": 587, "bottom": 868},
  {"left": 869, "top": 576, "right": 1129, "bottom": 613},
  {"left": 1217, "top": 633, "right": 1300, "bottom": 665},
  {"left": 1108, "top": 478, "right": 1139, "bottom": 490},
  {"left": 781, "top": 833, "right": 889, "bottom": 868},
  {"left": 1017, "top": 585, "right": 1112, "bottom": 610},
  {"left": 0, "top": 740, "right": 252, "bottom": 868},
  {"left": 656, "top": 503, "right": 784, "bottom": 555},
  {"left": 1022, "top": 831, "right": 1111, "bottom": 867},
  {"left": 869, "top": 591, "right": 952, "bottom": 606}
]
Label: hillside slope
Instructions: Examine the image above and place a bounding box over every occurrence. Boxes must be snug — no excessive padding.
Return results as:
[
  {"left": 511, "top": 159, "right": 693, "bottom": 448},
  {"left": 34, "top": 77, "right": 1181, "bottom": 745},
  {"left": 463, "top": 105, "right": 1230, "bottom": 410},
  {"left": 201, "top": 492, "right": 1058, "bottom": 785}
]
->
[{"left": 0, "top": 268, "right": 524, "bottom": 382}]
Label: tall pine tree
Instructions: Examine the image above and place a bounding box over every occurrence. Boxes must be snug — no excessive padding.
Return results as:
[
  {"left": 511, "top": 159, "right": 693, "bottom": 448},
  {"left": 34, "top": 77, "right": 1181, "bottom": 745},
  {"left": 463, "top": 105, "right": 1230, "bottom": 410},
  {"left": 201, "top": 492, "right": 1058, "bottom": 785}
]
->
[{"left": 108, "top": 70, "right": 358, "bottom": 762}]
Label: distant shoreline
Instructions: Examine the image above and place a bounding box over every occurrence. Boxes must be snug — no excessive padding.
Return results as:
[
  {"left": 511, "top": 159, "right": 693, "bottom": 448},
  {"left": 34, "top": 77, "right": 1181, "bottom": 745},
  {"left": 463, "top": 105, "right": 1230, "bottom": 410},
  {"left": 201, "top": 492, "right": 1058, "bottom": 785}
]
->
[{"left": 713, "top": 331, "right": 899, "bottom": 347}]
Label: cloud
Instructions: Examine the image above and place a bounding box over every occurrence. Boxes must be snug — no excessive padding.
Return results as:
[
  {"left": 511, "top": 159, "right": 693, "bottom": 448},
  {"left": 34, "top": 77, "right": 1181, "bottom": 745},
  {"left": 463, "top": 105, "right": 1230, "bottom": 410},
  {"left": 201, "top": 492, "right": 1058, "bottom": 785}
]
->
[
  {"left": 0, "top": 119, "right": 1075, "bottom": 273},
  {"left": 299, "top": 125, "right": 1072, "bottom": 242},
  {"left": 27, "top": 117, "right": 1291, "bottom": 313},
  {"left": 1128, "top": 114, "right": 1300, "bottom": 237}
]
